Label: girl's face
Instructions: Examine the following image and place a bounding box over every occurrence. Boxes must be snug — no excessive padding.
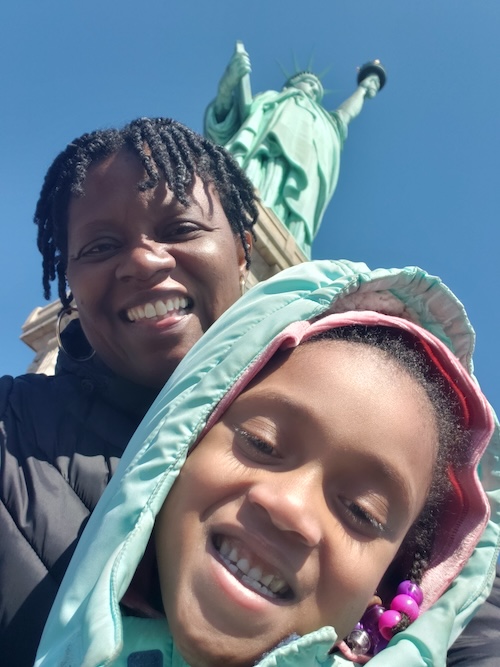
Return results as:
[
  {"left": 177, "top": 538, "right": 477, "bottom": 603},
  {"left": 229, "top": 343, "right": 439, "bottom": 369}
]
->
[
  {"left": 155, "top": 341, "right": 438, "bottom": 667},
  {"left": 66, "top": 149, "right": 249, "bottom": 389}
]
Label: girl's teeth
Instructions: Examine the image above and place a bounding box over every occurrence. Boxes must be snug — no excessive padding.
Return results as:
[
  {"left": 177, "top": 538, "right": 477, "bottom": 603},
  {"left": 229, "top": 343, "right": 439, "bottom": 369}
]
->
[
  {"left": 270, "top": 577, "right": 287, "bottom": 593},
  {"left": 216, "top": 537, "right": 289, "bottom": 597},
  {"left": 237, "top": 558, "right": 250, "bottom": 574},
  {"left": 260, "top": 573, "right": 274, "bottom": 587},
  {"left": 145, "top": 303, "right": 156, "bottom": 318},
  {"left": 242, "top": 575, "right": 263, "bottom": 593},
  {"left": 166, "top": 298, "right": 174, "bottom": 311},
  {"left": 219, "top": 539, "right": 231, "bottom": 557},
  {"left": 247, "top": 566, "right": 263, "bottom": 581}
]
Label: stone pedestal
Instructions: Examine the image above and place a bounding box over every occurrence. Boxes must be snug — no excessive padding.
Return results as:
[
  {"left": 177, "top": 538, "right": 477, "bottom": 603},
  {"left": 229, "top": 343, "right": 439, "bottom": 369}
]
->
[
  {"left": 20, "top": 301, "right": 61, "bottom": 374},
  {"left": 20, "top": 203, "right": 307, "bottom": 374}
]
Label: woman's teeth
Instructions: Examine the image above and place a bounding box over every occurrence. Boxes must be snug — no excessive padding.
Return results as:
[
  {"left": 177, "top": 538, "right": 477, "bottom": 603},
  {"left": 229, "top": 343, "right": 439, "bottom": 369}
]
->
[
  {"left": 126, "top": 297, "right": 189, "bottom": 322},
  {"left": 216, "top": 536, "right": 290, "bottom": 599}
]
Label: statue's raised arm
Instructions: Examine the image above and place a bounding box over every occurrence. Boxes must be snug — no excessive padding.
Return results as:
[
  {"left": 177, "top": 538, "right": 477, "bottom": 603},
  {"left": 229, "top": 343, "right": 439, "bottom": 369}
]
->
[
  {"left": 335, "top": 61, "right": 385, "bottom": 125},
  {"left": 207, "top": 43, "right": 253, "bottom": 144},
  {"left": 204, "top": 46, "right": 386, "bottom": 258}
]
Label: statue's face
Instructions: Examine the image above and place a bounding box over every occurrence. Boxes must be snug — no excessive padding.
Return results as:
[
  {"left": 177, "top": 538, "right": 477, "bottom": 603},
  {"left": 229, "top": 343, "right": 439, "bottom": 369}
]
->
[{"left": 288, "top": 74, "right": 324, "bottom": 102}]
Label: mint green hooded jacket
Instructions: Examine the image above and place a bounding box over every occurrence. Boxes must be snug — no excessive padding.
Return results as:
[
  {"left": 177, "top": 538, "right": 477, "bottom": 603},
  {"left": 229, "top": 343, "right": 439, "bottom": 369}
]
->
[{"left": 35, "top": 260, "right": 499, "bottom": 667}]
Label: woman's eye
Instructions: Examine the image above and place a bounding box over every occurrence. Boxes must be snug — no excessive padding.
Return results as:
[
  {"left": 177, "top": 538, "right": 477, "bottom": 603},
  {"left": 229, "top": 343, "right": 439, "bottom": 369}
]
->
[
  {"left": 161, "top": 221, "right": 201, "bottom": 241},
  {"left": 75, "top": 239, "right": 120, "bottom": 259},
  {"left": 233, "top": 426, "right": 278, "bottom": 461},
  {"left": 340, "top": 498, "right": 385, "bottom": 535}
]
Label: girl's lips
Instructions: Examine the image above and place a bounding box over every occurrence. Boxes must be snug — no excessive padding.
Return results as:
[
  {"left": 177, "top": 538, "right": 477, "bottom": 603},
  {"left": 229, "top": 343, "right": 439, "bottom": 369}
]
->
[{"left": 211, "top": 533, "right": 294, "bottom": 602}]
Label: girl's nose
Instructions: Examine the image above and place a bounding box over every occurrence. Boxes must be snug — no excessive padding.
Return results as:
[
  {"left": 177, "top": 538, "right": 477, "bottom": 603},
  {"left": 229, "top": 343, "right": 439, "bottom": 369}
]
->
[
  {"left": 247, "top": 472, "right": 323, "bottom": 547},
  {"left": 115, "top": 241, "right": 176, "bottom": 282}
]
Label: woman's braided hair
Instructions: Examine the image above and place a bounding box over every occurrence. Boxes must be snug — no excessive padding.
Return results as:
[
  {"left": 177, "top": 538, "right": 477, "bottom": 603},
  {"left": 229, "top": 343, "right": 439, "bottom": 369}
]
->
[
  {"left": 307, "top": 324, "right": 470, "bottom": 635},
  {"left": 34, "top": 117, "right": 259, "bottom": 310}
]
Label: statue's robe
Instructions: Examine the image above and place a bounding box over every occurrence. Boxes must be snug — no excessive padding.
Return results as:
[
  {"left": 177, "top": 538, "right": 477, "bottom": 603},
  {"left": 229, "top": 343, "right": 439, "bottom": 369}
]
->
[{"left": 205, "top": 88, "right": 347, "bottom": 257}]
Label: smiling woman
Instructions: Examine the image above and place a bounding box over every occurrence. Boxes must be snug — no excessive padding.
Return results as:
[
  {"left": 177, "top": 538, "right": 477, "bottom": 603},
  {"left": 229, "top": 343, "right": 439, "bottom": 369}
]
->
[
  {"left": 65, "top": 150, "right": 250, "bottom": 388},
  {"left": 0, "top": 117, "right": 258, "bottom": 667},
  {"left": 34, "top": 259, "right": 499, "bottom": 667}
]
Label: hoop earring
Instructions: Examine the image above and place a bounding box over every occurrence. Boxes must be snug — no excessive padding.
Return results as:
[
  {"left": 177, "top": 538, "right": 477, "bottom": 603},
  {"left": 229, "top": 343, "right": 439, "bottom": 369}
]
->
[
  {"left": 56, "top": 307, "right": 95, "bottom": 362},
  {"left": 239, "top": 275, "right": 246, "bottom": 297}
]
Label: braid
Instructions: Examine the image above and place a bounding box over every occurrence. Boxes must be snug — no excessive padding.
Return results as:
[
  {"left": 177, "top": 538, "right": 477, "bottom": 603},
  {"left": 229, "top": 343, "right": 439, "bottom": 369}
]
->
[
  {"left": 126, "top": 120, "right": 163, "bottom": 191},
  {"left": 34, "top": 117, "right": 259, "bottom": 309}
]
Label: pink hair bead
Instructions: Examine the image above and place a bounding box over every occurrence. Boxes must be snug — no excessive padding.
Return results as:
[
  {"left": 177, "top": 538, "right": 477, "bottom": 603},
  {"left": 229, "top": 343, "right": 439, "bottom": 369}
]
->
[
  {"left": 378, "top": 609, "right": 401, "bottom": 641},
  {"left": 397, "top": 580, "right": 423, "bottom": 606},
  {"left": 390, "top": 594, "right": 420, "bottom": 622},
  {"left": 352, "top": 581, "right": 424, "bottom": 656}
]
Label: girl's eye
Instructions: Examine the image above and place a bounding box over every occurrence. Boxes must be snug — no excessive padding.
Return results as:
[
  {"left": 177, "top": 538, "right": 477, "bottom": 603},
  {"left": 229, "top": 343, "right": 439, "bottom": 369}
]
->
[
  {"left": 340, "top": 497, "right": 385, "bottom": 536},
  {"left": 233, "top": 426, "right": 278, "bottom": 461}
]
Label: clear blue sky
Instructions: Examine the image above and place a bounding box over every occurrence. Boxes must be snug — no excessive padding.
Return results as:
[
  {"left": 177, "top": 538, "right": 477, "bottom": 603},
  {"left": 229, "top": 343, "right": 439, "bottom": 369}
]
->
[{"left": 1, "top": 0, "right": 499, "bottom": 414}]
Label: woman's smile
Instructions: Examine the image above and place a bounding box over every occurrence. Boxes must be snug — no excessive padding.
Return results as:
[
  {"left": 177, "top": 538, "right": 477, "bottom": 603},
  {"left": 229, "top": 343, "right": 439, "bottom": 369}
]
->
[{"left": 124, "top": 295, "right": 191, "bottom": 323}]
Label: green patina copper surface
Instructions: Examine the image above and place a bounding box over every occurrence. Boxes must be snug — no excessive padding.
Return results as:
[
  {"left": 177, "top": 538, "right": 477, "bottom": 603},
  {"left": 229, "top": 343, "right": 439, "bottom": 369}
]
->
[{"left": 205, "top": 42, "right": 385, "bottom": 257}]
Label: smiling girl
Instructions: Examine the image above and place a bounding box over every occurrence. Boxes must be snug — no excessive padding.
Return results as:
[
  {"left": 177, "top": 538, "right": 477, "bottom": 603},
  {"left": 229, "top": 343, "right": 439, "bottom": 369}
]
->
[{"left": 35, "top": 260, "right": 499, "bottom": 667}]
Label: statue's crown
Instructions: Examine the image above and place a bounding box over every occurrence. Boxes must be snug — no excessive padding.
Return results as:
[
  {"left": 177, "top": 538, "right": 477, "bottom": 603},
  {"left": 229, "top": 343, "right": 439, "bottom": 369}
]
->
[{"left": 285, "top": 70, "right": 320, "bottom": 85}]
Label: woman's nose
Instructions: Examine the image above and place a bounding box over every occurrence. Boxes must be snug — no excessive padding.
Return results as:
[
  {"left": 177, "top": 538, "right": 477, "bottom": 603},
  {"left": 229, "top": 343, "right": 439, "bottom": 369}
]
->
[
  {"left": 247, "top": 472, "right": 323, "bottom": 547},
  {"left": 115, "top": 241, "right": 176, "bottom": 282}
]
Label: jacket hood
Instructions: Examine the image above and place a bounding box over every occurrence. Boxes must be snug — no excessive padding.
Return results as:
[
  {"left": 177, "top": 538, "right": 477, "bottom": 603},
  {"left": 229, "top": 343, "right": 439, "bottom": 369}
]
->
[{"left": 35, "top": 260, "right": 498, "bottom": 667}]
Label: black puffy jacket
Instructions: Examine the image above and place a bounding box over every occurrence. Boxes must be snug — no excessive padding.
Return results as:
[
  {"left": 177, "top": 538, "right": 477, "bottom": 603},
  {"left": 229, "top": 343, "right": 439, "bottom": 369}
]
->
[{"left": 0, "top": 328, "right": 157, "bottom": 667}]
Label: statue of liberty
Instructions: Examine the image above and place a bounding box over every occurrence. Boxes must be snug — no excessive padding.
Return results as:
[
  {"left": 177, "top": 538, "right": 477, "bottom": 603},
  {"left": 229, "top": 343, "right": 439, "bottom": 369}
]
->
[{"left": 204, "top": 42, "right": 385, "bottom": 257}]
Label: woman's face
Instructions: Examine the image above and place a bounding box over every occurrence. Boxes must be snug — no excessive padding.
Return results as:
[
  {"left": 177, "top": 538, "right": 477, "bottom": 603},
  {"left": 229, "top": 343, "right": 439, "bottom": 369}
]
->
[
  {"left": 66, "top": 149, "right": 249, "bottom": 388},
  {"left": 155, "top": 341, "right": 438, "bottom": 667}
]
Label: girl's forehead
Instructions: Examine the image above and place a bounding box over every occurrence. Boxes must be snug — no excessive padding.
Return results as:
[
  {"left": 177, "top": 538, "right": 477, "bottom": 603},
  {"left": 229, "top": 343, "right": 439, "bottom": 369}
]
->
[
  {"left": 249, "top": 339, "right": 409, "bottom": 396},
  {"left": 234, "top": 340, "right": 436, "bottom": 458}
]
